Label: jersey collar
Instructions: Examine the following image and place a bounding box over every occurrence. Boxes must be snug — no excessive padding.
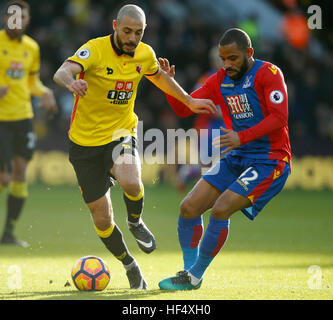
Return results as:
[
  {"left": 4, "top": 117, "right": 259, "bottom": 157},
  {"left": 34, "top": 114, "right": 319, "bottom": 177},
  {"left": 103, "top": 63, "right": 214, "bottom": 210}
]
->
[{"left": 110, "top": 33, "right": 134, "bottom": 58}]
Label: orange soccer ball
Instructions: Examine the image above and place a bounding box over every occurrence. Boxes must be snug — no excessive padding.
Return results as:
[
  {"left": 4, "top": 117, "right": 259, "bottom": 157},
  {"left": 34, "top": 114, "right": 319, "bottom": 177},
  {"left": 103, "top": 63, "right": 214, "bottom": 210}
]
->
[{"left": 71, "top": 256, "right": 111, "bottom": 291}]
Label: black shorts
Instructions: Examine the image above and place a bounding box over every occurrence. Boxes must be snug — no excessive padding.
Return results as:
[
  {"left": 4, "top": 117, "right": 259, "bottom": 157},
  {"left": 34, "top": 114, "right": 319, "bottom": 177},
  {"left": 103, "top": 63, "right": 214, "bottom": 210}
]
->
[
  {"left": 69, "top": 135, "right": 138, "bottom": 203},
  {"left": 0, "top": 119, "right": 35, "bottom": 172}
]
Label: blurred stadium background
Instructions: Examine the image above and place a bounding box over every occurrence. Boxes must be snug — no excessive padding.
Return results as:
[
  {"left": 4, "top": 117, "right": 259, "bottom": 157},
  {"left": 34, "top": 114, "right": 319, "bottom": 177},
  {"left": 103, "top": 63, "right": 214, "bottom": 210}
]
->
[
  {"left": 1, "top": 0, "right": 332, "bottom": 190},
  {"left": 1, "top": 0, "right": 333, "bottom": 300},
  {"left": 0, "top": 0, "right": 332, "bottom": 190}
]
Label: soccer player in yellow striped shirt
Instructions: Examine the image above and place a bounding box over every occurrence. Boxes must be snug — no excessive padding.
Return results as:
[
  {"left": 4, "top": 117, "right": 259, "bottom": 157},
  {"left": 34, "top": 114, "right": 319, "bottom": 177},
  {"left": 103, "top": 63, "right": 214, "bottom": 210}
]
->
[
  {"left": 0, "top": 1, "right": 58, "bottom": 247},
  {"left": 54, "top": 4, "right": 216, "bottom": 289}
]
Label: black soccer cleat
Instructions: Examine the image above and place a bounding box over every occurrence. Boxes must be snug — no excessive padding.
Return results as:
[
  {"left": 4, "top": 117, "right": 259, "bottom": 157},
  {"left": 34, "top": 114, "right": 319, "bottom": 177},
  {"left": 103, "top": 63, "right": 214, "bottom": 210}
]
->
[
  {"left": 127, "top": 219, "right": 156, "bottom": 254},
  {"left": 0, "top": 233, "right": 29, "bottom": 248},
  {"left": 126, "top": 264, "right": 148, "bottom": 290}
]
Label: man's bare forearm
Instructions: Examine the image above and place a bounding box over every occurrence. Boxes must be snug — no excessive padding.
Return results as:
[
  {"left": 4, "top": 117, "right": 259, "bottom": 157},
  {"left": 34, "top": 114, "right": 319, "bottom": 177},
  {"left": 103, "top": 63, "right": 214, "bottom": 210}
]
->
[
  {"left": 54, "top": 62, "right": 88, "bottom": 97},
  {"left": 147, "top": 70, "right": 192, "bottom": 107},
  {"left": 53, "top": 65, "right": 75, "bottom": 91}
]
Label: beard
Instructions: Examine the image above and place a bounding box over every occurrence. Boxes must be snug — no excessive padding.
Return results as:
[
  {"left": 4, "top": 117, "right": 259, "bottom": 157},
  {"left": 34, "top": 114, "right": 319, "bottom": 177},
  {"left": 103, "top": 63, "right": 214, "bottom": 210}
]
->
[
  {"left": 227, "top": 55, "right": 249, "bottom": 81},
  {"left": 5, "top": 25, "right": 26, "bottom": 39},
  {"left": 115, "top": 33, "right": 137, "bottom": 54}
]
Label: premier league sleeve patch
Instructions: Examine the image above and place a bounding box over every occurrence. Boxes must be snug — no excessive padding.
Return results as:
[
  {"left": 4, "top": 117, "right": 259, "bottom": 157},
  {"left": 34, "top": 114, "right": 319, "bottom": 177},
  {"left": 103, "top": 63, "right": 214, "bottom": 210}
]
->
[
  {"left": 76, "top": 48, "right": 91, "bottom": 59},
  {"left": 269, "top": 90, "right": 284, "bottom": 104}
]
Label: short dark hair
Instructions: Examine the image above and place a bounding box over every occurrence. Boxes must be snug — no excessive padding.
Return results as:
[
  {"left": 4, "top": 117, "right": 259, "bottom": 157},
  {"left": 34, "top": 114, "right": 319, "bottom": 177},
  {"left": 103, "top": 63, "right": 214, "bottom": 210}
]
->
[
  {"left": 219, "top": 28, "right": 252, "bottom": 50},
  {"left": 5, "top": 0, "right": 30, "bottom": 16}
]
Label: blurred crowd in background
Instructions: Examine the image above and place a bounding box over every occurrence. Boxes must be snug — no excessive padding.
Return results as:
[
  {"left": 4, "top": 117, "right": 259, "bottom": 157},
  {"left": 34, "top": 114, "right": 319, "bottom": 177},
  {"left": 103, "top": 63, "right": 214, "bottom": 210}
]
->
[{"left": 2, "top": 0, "right": 333, "bottom": 156}]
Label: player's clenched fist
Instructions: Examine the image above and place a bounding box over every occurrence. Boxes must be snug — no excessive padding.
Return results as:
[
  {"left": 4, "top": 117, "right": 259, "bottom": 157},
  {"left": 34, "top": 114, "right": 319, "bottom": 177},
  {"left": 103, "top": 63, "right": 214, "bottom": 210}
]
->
[{"left": 68, "top": 79, "right": 88, "bottom": 97}]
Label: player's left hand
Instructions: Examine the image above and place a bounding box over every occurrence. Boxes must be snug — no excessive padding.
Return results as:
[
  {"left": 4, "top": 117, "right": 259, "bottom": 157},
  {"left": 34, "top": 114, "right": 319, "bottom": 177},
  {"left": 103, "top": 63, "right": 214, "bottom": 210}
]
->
[
  {"left": 158, "top": 58, "right": 175, "bottom": 78},
  {"left": 213, "top": 126, "right": 241, "bottom": 154},
  {"left": 40, "top": 89, "right": 58, "bottom": 115}
]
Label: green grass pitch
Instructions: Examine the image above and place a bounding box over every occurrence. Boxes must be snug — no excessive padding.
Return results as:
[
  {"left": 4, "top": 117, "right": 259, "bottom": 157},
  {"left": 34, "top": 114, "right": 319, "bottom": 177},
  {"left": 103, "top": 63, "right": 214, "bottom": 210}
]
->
[{"left": 0, "top": 183, "right": 332, "bottom": 300}]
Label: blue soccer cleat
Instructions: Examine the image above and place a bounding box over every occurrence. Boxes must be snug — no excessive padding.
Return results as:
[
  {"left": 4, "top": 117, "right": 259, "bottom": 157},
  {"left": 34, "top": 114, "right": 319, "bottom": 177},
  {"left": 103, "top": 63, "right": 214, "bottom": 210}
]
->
[{"left": 158, "top": 270, "right": 202, "bottom": 290}]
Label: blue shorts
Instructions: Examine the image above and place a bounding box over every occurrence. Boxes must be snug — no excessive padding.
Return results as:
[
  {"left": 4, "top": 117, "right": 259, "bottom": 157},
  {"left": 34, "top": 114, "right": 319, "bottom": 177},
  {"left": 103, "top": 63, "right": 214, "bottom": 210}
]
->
[{"left": 203, "top": 154, "right": 290, "bottom": 220}]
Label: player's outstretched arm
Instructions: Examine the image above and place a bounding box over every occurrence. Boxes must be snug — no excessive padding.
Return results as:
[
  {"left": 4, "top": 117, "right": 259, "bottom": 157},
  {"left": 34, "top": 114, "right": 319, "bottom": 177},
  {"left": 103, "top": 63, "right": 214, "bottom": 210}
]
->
[
  {"left": 146, "top": 58, "right": 217, "bottom": 115},
  {"left": 53, "top": 62, "right": 88, "bottom": 97}
]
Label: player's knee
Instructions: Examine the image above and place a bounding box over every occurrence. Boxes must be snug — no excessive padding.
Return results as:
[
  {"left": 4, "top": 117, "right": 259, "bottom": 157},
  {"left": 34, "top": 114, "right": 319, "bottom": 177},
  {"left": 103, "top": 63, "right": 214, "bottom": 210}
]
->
[
  {"left": 87, "top": 199, "right": 113, "bottom": 225},
  {"left": 211, "top": 203, "right": 232, "bottom": 220},
  {"left": 12, "top": 171, "right": 26, "bottom": 182},
  {"left": 89, "top": 206, "right": 113, "bottom": 229},
  {"left": 0, "top": 172, "right": 11, "bottom": 187},
  {"left": 93, "top": 214, "right": 113, "bottom": 230},
  {"left": 180, "top": 197, "right": 198, "bottom": 219},
  {"left": 122, "top": 180, "right": 142, "bottom": 198},
  {"left": 11, "top": 165, "right": 27, "bottom": 182}
]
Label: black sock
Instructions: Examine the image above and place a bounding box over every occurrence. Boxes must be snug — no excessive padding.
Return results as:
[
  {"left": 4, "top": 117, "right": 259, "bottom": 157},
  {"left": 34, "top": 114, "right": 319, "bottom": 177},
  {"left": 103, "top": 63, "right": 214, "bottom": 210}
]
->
[
  {"left": 4, "top": 195, "right": 25, "bottom": 236},
  {"left": 123, "top": 193, "right": 144, "bottom": 223},
  {"left": 97, "top": 224, "right": 134, "bottom": 266}
]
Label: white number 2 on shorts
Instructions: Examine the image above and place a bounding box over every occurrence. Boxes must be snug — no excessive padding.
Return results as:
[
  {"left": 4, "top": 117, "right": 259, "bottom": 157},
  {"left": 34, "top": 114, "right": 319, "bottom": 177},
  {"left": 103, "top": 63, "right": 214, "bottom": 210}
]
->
[{"left": 238, "top": 167, "right": 258, "bottom": 186}]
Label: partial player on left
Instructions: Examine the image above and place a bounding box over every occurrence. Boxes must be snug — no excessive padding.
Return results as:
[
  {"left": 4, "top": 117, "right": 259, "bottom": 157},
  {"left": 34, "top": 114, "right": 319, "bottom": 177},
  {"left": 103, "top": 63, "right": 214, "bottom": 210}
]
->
[{"left": 0, "top": 1, "right": 58, "bottom": 247}]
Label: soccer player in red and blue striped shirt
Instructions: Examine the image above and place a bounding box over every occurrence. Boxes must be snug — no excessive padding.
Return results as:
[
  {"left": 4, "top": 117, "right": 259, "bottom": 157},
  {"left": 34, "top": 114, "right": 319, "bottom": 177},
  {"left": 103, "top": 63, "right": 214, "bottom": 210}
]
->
[{"left": 158, "top": 28, "right": 291, "bottom": 290}]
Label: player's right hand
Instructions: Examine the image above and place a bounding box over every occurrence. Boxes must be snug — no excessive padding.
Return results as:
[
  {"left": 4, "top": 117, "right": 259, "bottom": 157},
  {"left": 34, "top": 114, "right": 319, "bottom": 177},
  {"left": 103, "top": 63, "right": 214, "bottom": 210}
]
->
[
  {"left": 0, "top": 86, "right": 9, "bottom": 98},
  {"left": 186, "top": 96, "right": 218, "bottom": 115},
  {"left": 41, "top": 89, "right": 58, "bottom": 115},
  {"left": 68, "top": 79, "right": 88, "bottom": 97}
]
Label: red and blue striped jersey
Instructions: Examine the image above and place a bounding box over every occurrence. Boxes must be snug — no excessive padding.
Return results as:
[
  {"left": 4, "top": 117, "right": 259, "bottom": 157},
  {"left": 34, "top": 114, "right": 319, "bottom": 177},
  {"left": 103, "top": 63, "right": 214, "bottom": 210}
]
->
[{"left": 166, "top": 59, "right": 291, "bottom": 164}]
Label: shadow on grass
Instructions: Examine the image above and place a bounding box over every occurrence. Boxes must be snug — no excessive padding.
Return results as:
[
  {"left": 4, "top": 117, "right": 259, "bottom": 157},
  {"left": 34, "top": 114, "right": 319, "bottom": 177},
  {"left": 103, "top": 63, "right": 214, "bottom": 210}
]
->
[{"left": 2, "top": 288, "right": 168, "bottom": 300}]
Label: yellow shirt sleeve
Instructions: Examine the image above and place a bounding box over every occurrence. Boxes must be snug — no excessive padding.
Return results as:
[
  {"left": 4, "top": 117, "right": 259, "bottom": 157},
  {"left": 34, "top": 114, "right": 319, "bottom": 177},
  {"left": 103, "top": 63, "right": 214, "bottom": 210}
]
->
[
  {"left": 28, "top": 43, "right": 48, "bottom": 96},
  {"left": 66, "top": 41, "right": 101, "bottom": 72},
  {"left": 30, "top": 42, "right": 41, "bottom": 73},
  {"left": 28, "top": 73, "right": 48, "bottom": 97},
  {"left": 144, "top": 45, "right": 159, "bottom": 76}
]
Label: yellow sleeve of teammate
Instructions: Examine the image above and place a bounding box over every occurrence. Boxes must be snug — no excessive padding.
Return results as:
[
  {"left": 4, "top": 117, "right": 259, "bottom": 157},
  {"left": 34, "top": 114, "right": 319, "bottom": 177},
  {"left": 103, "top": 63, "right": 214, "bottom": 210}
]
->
[
  {"left": 31, "top": 41, "right": 41, "bottom": 73},
  {"left": 28, "top": 72, "right": 49, "bottom": 97},
  {"left": 66, "top": 40, "right": 101, "bottom": 72},
  {"left": 144, "top": 45, "right": 159, "bottom": 76},
  {"left": 28, "top": 43, "right": 48, "bottom": 97}
]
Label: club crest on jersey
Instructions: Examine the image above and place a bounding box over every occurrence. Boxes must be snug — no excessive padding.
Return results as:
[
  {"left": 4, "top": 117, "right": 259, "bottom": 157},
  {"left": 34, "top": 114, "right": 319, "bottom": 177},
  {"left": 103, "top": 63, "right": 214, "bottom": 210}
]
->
[
  {"left": 226, "top": 94, "right": 254, "bottom": 119},
  {"left": 7, "top": 61, "right": 24, "bottom": 79},
  {"left": 76, "top": 48, "right": 90, "bottom": 59},
  {"left": 136, "top": 64, "right": 142, "bottom": 74},
  {"left": 242, "top": 75, "right": 252, "bottom": 88}
]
